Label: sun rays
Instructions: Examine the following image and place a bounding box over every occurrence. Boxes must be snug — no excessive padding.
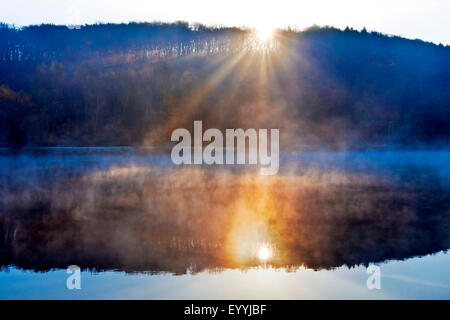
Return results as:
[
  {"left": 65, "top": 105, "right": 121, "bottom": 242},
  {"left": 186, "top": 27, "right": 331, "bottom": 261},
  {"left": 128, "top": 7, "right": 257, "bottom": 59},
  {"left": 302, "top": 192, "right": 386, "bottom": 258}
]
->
[{"left": 144, "top": 27, "right": 297, "bottom": 150}]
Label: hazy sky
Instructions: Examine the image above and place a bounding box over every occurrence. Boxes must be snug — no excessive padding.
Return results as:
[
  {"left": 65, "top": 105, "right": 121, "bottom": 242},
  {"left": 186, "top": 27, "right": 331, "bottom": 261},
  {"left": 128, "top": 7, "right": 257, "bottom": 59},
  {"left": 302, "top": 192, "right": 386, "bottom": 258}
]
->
[{"left": 1, "top": 0, "right": 450, "bottom": 45}]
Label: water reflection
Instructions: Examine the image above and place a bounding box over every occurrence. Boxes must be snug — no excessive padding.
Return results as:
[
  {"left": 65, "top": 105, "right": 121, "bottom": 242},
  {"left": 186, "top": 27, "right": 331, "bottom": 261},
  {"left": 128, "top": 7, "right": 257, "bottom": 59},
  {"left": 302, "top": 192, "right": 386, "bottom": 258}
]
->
[{"left": 0, "top": 152, "right": 449, "bottom": 274}]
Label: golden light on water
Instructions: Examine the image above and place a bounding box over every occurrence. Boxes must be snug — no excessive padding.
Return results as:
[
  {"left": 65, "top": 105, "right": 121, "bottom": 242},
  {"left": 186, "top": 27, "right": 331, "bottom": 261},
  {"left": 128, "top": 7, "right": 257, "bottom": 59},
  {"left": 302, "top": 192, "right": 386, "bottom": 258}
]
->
[
  {"left": 258, "top": 245, "right": 271, "bottom": 262},
  {"left": 68, "top": 165, "right": 387, "bottom": 272},
  {"left": 81, "top": 166, "right": 378, "bottom": 271}
]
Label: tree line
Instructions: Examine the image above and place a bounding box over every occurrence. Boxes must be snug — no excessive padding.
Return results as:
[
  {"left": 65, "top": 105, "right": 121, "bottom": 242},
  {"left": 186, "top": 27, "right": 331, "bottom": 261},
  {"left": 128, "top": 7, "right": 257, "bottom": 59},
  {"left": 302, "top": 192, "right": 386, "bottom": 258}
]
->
[{"left": 0, "top": 22, "right": 449, "bottom": 149}]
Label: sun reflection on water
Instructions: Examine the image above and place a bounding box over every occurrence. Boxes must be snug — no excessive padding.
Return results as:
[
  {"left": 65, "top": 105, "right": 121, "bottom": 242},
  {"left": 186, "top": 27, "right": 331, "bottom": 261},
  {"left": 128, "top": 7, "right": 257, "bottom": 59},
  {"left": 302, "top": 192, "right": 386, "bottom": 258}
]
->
[{"left": 258, "top": 245, "right": 271, "bottom": 262}]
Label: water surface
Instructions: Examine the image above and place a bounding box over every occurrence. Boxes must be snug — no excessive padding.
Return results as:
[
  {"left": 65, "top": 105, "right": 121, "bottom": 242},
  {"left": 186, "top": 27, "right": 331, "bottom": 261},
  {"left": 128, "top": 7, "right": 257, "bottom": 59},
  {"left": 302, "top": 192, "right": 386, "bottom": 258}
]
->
[{"left": 0, "top": 149, "right": 449, "bottom": 299}]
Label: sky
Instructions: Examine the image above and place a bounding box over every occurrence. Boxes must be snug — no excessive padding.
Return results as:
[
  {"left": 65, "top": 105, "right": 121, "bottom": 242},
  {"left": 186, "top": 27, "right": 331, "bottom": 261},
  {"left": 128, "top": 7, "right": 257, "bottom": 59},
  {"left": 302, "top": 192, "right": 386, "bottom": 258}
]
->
[{"left": 1, "top": 0, "right": 450, "bottom": 45}]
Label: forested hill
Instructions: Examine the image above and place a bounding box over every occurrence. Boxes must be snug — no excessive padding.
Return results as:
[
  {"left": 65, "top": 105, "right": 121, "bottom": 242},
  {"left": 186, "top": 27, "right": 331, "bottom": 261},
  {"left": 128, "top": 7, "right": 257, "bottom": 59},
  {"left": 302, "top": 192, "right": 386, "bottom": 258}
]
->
[{"left": 1, "top": 22, "right": 449, "bottom": 149}]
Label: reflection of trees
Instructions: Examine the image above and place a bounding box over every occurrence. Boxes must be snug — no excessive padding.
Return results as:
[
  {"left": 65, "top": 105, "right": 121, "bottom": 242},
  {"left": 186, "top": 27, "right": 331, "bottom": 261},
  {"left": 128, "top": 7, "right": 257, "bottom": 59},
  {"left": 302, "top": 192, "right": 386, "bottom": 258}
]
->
[{"left": 0, "top": 162, "right": 448, "bottom": 274}]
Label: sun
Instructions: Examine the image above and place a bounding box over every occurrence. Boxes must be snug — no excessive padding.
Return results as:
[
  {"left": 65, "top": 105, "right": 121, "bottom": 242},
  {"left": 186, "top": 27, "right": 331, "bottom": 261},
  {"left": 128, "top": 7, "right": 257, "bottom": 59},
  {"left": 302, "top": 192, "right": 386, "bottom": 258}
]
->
[{"left": 255, "top": 26, "right": 274, "bottom": 42}]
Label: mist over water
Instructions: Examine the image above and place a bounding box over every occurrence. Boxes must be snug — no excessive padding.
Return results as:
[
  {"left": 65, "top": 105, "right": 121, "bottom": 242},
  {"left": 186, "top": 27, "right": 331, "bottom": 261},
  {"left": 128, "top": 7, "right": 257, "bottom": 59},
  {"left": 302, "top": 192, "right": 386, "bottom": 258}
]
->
[{"left": 1, "top": 149, "right": 448, "bottom": 274}]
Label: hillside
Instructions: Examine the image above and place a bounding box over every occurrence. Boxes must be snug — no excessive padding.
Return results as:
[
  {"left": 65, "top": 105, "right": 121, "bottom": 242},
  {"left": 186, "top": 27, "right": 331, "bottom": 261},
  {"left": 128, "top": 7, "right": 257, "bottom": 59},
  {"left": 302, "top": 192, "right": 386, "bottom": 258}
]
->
[{"left": 1, "top": 22, "right": 449, "bottom": 149}]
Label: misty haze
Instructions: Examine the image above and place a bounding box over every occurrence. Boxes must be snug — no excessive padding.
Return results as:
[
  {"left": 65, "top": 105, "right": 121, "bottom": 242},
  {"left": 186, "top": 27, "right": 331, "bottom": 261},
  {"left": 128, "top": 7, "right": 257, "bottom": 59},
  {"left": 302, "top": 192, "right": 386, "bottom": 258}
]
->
[{"left": 0, "top": 22, "right": 449, "bottom": 299}]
